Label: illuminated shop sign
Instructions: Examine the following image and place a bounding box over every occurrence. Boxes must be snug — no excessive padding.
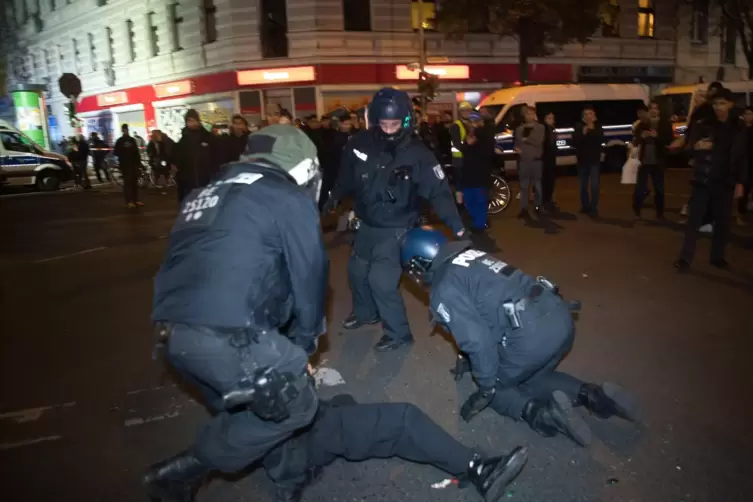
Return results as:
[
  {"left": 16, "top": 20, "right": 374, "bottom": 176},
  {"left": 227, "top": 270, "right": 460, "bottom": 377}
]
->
[
  {"left": 237, "top": 66, "right": 316, "bottom": 86},
  {"left": 154, "top": 80, "right": 193, "bottom": 99},
  {"left": 395, "top": 65, "right": 470, "bottom": 80},
  {"left": 96, "top": 91, "right": 129, "bottom": 107}
]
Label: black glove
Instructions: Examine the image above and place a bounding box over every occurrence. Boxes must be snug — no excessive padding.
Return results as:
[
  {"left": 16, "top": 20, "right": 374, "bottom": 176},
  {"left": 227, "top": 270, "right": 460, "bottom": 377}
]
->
[
  {"left": 460, "top": 387, "right": 496, "bottom": 422},
  {"left": 322, "top": 198, "right": 339, "bottom": 214},
  {"left": 449, "top": 354, "right": 471, "bottom": 382}
]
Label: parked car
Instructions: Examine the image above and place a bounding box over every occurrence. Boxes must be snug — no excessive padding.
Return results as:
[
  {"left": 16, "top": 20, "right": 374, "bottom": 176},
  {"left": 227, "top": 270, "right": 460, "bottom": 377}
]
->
[{"left": 0, "top": 120, "right": 73, "bottom": 191}]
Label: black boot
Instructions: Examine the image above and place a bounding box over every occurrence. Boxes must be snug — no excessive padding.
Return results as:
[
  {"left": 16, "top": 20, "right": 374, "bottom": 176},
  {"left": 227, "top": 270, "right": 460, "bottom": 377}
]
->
[
  {"left": 578, "top": 382, "right": 641, "bottom": 422},
  {"left": 143, "top": 451, "right": 209, "bottom": 502},
  {"left": 467, "top": 447, "right": 529, "bottom": 502},
  {"left": 274, "top": 466, "right": 324, "bottom": 502},
  {"left": 342, "top": 313, "right": 379, "bottom": 330},
  {"left": 521, "top": 391, "right": 591, "bottom": 446},
  {"left": 374, "top": 334, "right": 414, "bottom": 352}
]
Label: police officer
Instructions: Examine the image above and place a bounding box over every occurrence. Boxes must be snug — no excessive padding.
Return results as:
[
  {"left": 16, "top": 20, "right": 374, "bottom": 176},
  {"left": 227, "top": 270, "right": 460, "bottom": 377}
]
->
[
  {"left": 271, "top": 393, "right": 529, "bottom": 502},
  {"left": 399, "top": 227, "right": 642, "bottom": 446},
  {"left": 324, "top": 88, "right": 465, "bottom": 352},
  {"left": 144, "top": 125, "right": 328, "bottom": 501}
]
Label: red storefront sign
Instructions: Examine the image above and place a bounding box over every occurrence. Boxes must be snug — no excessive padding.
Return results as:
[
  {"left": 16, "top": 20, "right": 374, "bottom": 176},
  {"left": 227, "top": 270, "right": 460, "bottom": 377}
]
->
[
  {"left": 153, "top": 80, "right": 194, "bottom": 99},
  {"left": 237, "top": 66, "right": 316, "bottom": 86},
  {"left": 96, "top": 91, "right": 129, "bottom": 107}
]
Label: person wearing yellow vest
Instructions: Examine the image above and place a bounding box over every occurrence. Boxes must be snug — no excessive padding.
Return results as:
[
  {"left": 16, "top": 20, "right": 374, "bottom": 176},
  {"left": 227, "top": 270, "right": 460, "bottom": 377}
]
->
[{"left": 450, "top": 102, "right": 474, "bottom": 204}]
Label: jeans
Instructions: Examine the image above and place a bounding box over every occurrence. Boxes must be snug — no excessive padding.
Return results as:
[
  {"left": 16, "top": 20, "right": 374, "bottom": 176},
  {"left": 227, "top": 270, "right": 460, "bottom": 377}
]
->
[
  {"left": 577, "top": 164, "right": 600, "bottom": 212},
  {"left": 463, "top": 186, "right": 489, "bottom": 229},
  {"left": 519, "top": 160, "right": 543, "bottom": 211},
  {"left": 632, "top": 164, "right": 665, "bottom": 217}
]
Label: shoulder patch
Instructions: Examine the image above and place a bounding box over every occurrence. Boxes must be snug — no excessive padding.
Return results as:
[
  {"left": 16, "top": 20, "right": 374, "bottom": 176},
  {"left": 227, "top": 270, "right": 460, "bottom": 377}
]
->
[
  {"left": 432, "top": 164, "right": 445, "bottom": 180},
  {"left": 436, "top": 303, "right": 451, "bottom": 323},
  {"left": 353, "top": 148, "right": 368, "bottom": 162}
]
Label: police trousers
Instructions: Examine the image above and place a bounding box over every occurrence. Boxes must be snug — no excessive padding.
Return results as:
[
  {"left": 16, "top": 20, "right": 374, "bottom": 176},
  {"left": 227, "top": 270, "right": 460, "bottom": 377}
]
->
[
  {"left": 348, "top": 225, "right": 411, "bottom": 340},
  {"left": 307, "top": 401, "right": 474, "bottom": 476},
  {"left": 490, "top": 293, "right": 583, "bottom": 420},
  {"left": 165, "top": 324, "right": 318, "bottom": 474}
]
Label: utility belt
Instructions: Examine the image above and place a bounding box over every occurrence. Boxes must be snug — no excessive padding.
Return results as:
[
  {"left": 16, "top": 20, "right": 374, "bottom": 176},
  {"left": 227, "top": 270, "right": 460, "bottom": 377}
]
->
[
  {"left": 153, "top": 321, "right": 311, "bottom": 422},
  {"left": 502, "top": 277, "right": 582, "bottom": 330}
]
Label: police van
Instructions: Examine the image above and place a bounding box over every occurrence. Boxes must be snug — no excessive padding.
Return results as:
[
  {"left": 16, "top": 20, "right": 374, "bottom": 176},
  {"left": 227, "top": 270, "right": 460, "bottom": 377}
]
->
[
  {"left": 478, "top": 84, "right": 649, "bottom": 171},
  {"left": 0, "top": 119, "right": 73, "bottom": 191}
]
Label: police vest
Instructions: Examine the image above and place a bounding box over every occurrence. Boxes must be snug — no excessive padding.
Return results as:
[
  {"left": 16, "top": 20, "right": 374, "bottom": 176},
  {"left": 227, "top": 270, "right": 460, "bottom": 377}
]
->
[{"left": 451, "top": 120, "right": 467, "bottom": 158}]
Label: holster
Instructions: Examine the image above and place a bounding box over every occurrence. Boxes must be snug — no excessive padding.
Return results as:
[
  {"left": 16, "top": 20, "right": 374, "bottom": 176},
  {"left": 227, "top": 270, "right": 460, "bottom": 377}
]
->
[{"left": 223, "top": 367, "right": 309, "bottom": 423}]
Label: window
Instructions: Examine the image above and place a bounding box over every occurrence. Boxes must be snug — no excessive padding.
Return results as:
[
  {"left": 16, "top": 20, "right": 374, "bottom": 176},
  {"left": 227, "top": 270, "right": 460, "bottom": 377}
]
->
[
  {"left": 343, "top": 0, "right": 371, "bottom": 32},
  {"left": 57, "top": 44, "right": 64, "bottom": 70},
  {"left": 653, "top": 94, "right": 691, "bottom": 123},
  {"left": 88, "top": 33, "right": 98, "bottom": 71},
  {"left": 261, "top": 0, "right": 288, "bottom": 58},
  {"left": 148, "top": 12, "right": 160, "bottom": 56},
  {"left": 600, "top": 0, "right": 620, "bottom": 37},
  {"left": 412, "top": 0, "right": 436, "bottom": 31},
  {"left": 0, "top": 132, "right": 38, "bottom": 154},
  {"left": 44, "top": 48, "right": 52, "bottom": 75},
  {"left": 532, "top": 100, "right": 644, "bottom": 129},
  {"left": 499, "top": 104, "right": 526, "bottom": 132},
  {"left": 721, "top": 15, "right": 737, "bottom": 65},
  {"left": 72, "top": 38, "right": 81, "bottom": 72},
  {"left": 203, "top": 0, "right": 217, "bottom": 43},
  {"left": 690, "top": 0, "right": 708, "bottom": 43},
  {"left": 106, "top": 27, "right": 114, "bottom": 63},
  {"left": 50, "top": 0, "right": 56, "bottom": 11},
  {"left": 170, "top": 3, "right": 184, "bottom": 51},
  {"left": 637, "top": 0, "right": 655, "bottom": 38},
  {"left": 126, "top": 19, "right": 135, "bottom": 61}
]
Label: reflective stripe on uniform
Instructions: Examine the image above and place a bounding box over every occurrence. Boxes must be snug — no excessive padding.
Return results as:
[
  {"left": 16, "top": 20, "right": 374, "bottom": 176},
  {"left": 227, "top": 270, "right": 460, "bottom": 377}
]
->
[{"left": 451, "top": 120, "right": 467, "bottom": 158}]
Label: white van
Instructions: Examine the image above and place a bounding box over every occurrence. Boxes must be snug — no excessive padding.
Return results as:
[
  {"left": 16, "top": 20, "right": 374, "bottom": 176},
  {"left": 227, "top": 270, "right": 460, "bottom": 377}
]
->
[
  {"left": 0, "top": 120, "right": 73, "bottom": 190},
  {"left": 655, "top": 81, "right": 753, "bottom": 136},
  {"left": 479, "top": 84, "right": 649, "bottom": 171}
]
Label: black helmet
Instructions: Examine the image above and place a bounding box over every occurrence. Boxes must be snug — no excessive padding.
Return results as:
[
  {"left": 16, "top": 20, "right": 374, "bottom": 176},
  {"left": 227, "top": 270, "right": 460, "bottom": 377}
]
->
[
  {"left": 400, "top": 226, "right": 448, "bottom": 285},
  {"left": 367, "top": 87, "right": 414, "bottom": 143}
]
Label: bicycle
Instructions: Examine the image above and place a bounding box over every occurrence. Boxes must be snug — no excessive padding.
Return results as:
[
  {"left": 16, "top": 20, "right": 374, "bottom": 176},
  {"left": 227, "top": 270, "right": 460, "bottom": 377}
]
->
[
  {"left": 107, "top": 154, "right": 176, "bottom": 189},
  {"left": 441, "top": 164, "right": 512, "bottom": 215}
]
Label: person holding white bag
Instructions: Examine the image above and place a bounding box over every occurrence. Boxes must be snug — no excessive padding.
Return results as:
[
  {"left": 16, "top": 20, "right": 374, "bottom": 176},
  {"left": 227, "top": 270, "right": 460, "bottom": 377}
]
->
[{"left": 631, "top": 101, "right": 673, "bottom": 219}]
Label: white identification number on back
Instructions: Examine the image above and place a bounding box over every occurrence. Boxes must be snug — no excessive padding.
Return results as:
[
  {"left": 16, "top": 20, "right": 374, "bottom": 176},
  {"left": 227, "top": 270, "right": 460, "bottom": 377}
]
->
[
  {"left": 433, "top": 164, "right": 445, "bottom": 180},
  {"left": 451, "top": 249, "right": 486, "bottom": 268}
]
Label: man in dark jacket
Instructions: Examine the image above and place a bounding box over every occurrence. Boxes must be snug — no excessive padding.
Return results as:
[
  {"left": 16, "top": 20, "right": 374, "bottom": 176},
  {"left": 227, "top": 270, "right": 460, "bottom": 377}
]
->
[
  {"left": 68, "top": 133, "right": 91, "bottom": 189},
  {"left": 146, "top": 129, "right": 174, "bottom": 188},
  {"left": 89, "top": 132, "right": 110, "bottom": 183},
  {"left": 171, "top": 108, "right": 220, "bottom": 202},
  {"left": 572, "top": 106, "right": 605, "bottom": 216},
  {"left": 461, "top": 111, "right": 495, "bottom": 231},
  {"left": 113, "top": 124, "right": 143, "bottom": 208},
  {"left": 145, "top": 125, "right": 328, "bottom": 502},
  {"left": 632, "top": 101, "right": 674, "bottom": 219},
  {"left": 400, "top": 227, "right": 642, "bottom": 447},
  {"left": 675, "top": 88, "right": 748, "bottom": 271},
  {"left": 224, "top": 114, "right": 250, "bottom": 163}
]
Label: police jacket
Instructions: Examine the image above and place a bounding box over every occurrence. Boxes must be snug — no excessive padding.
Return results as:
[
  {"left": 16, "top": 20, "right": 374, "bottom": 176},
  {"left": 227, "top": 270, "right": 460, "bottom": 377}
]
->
[
  {"left": 152, "top": 161, "right": 329, "bottom": 351},
  {"left": 427, "top": 242, "right": 542, "bottom": 391},
  {"left": 329, "top": 129, "right": 464, "bottom": 233}
]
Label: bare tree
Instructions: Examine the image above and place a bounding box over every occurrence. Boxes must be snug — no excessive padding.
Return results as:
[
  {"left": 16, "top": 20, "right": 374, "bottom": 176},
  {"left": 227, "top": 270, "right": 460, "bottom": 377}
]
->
[
  {"left": 716, "top": 0, "right": 753, "bottom": 78},
  {"left": 0, "top": 0, "right": 32, "bottom": 93}
]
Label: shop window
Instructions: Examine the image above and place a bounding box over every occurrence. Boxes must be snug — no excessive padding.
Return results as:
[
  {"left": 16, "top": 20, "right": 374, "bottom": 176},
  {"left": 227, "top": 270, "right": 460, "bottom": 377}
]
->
[
  {"left": 600, "top": 0, "right": 620, "bottom": 37},
  {"left": 343, "top": 0, "right": 371, "bottom": 32},
  {"left": 690, "top": 0, "right": 708, "bottom": 44},
  {"left": 88, "top": 33, "right": 98, "bottom": 71},
  {"left": 148, "top": 12, "right": 160, "bottom": 56},
  {"left": 170, "top": 3, "right": 184, "bottom": 51},
  {"left": 126, "top": 19, "right": 136, "bottom": 62},
  {"left": 721, "top": 15, "right": 737, "bottom": 65},
  {"left": 637, "top": 0, "right": 654, "bottom": 38},
  {"left": 412, "top": 0, "right": 436, "bottom": 31},
  {"left": 203, "top": 0, "right": 217, "bottom": 44}
]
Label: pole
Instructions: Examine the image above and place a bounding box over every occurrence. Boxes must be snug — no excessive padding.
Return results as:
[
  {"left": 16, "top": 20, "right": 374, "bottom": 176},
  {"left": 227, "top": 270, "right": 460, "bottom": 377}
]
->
[{"left": 417, "top": 0, "right": 427, "bottom": 114}]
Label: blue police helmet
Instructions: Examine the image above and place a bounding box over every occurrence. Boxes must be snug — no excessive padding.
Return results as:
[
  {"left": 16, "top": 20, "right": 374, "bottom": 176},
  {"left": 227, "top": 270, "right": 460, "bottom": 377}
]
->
[
  {"left": 367, "top": 88, "right": 414, "bottom": 142},
  {"left": 400, "top": 226, "right": 448, "bottom": 284}
]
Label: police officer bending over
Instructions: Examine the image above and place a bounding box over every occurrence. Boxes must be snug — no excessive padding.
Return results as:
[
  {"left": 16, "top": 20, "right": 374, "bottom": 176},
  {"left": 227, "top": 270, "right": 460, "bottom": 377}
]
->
[
  {"left": 272, "top": 392, "right": 529, "bottom": 502},
  {"left": 324, "top": 88, "right": 465, "bottom": 352},
  {"left": 400, "top": 227, "right": 642, "bottom": 447},
  {"left": 145, "top": 125, "right": 328, "bottom": 501}
]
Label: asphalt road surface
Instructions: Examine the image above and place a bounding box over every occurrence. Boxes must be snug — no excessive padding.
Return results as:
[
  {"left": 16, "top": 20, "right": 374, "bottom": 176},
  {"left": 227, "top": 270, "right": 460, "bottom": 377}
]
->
[{"left": 1, "top": 172, "right": 752, "bottom": 502}]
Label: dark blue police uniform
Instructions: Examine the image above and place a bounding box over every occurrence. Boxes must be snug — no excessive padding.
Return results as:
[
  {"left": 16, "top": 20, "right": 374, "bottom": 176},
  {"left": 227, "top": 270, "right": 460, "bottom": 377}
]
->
[
  {"left": 151, "top": 160, "right": 327, "bottom": 481},
  {"left": 400, "top": 228, "right": 642, "bottom": 447},
  {"left": 327, "top": 89, "right": 464, "bottom": 351}
]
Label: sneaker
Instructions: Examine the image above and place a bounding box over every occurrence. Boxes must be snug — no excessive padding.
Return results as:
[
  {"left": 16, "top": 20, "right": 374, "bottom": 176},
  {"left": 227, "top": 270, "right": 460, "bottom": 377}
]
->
[
  {"left": 680, "top": 204, "right": 688, "bottom": 216},
  {"left": 127, "top": 203, "right": 137, "bottom": 209},
  {"left": 699, "top": 223, "right": 713, "bottom": 234},
  {"left": 674, "top": 258, "right": 690, "bottom": 272},
  {"left": 135, "top": 201, "right": 145, "bottom": 207}
]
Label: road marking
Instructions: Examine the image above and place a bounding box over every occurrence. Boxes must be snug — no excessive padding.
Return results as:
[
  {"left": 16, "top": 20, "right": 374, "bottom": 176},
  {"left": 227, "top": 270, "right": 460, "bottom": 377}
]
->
[
  {"left": 33, "top": 247, "right": 107, "bottom": 264},
  {"left": 124, "top": 411, "right": 181, "bottom": 427},
  {"left": 0, "top": 402, "right": 76, "bottom": 423},
  {"left": 0, "top": 436, "right": 62, "bottom": 451}
]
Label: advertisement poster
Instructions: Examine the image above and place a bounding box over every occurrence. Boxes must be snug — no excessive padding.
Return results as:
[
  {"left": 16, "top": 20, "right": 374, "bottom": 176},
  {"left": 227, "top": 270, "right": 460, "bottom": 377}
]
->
[
  {"left": 157, "top": 99, "right": 234, "bottom": 142},
  {"left": 11, "top": 90, "right": 45, "bottom": 147}
]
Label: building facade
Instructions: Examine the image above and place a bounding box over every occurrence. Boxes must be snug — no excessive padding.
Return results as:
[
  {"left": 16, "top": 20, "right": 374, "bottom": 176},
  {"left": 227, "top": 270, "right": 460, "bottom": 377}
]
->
[{"left": 3, "top": 0, "right": 743, "bottom": 142}]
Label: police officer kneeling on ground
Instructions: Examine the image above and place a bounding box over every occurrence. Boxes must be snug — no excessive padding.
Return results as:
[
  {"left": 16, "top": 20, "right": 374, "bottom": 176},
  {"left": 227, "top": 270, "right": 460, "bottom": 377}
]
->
[
  {"left": 324, "top": 88, "right": 466, "bottom": 352},
  {"left": 272, "top": 393, "right": 529, "bottom": 502},
  {"left": 399, "top": 227, "right": 642, "bottom": 446},
  {"left": 144, "top": 125, "right": 328, "bottom": 501}
]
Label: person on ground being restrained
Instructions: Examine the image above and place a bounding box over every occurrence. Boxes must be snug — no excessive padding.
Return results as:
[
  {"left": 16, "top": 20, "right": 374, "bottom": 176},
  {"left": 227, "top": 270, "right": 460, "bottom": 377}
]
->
[
  {"left": 632, "top": 101, "right": 673, "bottom": 219},
  {"left": 170, "top": 108, "right": 221, "bottom": 203},
  {"left": 400, "top": 227, "right": 642, "bottom": 447},
  {"left": 113, "top": 124, "right": 143, "bottom": 208},
  {"left": 674, "top": 88, "right": 748, "bottom": 271},
  {"left": 572, "top": 106, "right": 604, "bottom": 217},
  {"left": 323, "top": 88, "right": 466, "bottom": 352},
  {"left": 145, "top": 125, "right": 329, "bottom": 502},
  {"left": 273, "top": 393, "right": 529, "bottom": 502}
]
